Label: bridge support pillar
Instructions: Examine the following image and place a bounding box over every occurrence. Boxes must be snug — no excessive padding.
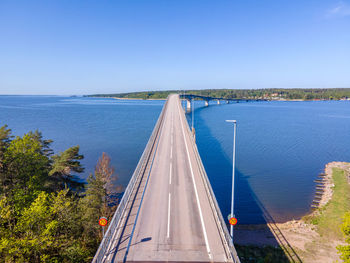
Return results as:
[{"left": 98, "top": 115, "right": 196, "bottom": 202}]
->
[
  {"left": 217, "top": 100, "right": 220, "bottom": 105},
  {"left": 226, "top": 100, "right": 229, "bottom": 104},
  {"left": 204, "top": 100, "right": 209, "bottom": 107},
  {"left": 186, "top": 99, "right": 191, "bottom": 111}
]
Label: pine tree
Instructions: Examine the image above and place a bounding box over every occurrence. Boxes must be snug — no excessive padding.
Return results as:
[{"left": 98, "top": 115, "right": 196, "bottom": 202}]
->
[{"left": 49, "top": 146, "right": 84, "bottom": 191}]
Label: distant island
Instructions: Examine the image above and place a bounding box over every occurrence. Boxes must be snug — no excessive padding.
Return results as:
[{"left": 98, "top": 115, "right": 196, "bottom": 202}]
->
[{"left": 86, "top": 88, "right": 350, "bottom": 101}]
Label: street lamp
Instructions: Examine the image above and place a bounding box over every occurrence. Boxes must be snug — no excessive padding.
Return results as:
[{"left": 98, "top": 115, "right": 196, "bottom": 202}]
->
[
  {"left": 192, "top": 98, "right": 194, "bottom": 132},
  {"left": 183, "top": 90, "right": 186, "bottom": 111},
  {"left": 226, "top": 119, "right": 237, "bottom": 241}
]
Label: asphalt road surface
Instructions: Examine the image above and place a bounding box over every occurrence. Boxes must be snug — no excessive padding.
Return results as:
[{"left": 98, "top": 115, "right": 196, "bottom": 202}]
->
[{"left": 104, "top": 94, "right": 232, "bottom": 263}]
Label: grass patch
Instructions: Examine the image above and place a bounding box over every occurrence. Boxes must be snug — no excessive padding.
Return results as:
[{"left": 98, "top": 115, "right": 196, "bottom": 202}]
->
[
  {"left": 307, "top": 168, "right": 350, "bottom": 239},
  {"left": 235, "top": 244, "right": 290, "bottom": 263}
]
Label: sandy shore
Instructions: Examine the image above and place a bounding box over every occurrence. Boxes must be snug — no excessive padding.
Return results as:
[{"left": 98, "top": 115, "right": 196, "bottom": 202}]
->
[{"left": 234, "top": 162, "right": 349, "bottom": 262}]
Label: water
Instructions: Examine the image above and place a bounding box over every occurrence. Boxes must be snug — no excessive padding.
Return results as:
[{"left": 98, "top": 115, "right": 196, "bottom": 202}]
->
[
  {"left": 0, "top": 96, "right": 163, "bottom": 186},
  {"left": 191, "top": 99, "right": 350, "bottom": 223},
  {"left": 1, "top": 96, "right": 350, "bottom": 224}
]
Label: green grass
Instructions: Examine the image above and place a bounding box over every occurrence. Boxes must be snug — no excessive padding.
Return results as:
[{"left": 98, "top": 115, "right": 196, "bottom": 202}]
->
[
  {"left": 235, "top": 244, "right": 290, "bottom": 263},
  {"left": 307, "top": 168, "right": 350, "bottom": 239}
]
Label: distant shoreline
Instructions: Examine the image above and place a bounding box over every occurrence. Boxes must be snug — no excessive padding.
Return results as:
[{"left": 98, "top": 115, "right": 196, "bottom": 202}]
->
[
  {"left": 86, "top": 88, "right": 350, "bottom": 101},
  {"left": 92, "top": 96, "right": 350, "bottom": 102},
  {"left": 112, "top": 97, "right": 165, "bottom": 101}
]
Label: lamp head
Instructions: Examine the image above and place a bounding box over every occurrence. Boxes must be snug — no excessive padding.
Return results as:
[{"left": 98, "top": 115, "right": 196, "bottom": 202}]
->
[{"left": 225, "top": 120, "right": 236, "bottom": 123}]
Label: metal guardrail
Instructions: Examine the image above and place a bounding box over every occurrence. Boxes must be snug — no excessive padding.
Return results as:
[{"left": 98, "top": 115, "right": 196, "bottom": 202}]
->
[
  {"left": 92, "top": 98, "right": 169, "bottom": 263},
  {"left": 93, "top": 95, "right": 239, "bottom": 262},
  {"left": 181, "top": 101, "right": 241, "bottom": 263}
]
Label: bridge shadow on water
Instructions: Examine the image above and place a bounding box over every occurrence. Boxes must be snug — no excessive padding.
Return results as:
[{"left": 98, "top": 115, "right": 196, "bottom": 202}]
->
[{"left": 190, "top": 105, "right": 302, "bottom": 263}]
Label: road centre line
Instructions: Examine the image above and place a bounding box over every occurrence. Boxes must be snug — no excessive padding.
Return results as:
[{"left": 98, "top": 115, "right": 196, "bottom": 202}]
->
[
  {"left": 176, "top": 98, "right": 212, "bottom": 260},
  {"left": 167, "top": 192, "right": 171, "bottom": 239}
]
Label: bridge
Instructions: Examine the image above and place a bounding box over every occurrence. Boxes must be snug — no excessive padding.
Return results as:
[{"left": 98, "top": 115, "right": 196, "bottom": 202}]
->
[
  {"left": 180, "top": 94, "right": 267, "bottom": 111},
  {"left": 93, "top": 94, "right": 240, "bottom": 263}
]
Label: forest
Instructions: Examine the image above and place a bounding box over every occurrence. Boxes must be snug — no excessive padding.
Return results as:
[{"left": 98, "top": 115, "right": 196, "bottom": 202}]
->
[
  {"left": 0, "top": 125, "right": 117, "bottom": 263},
  {"left": 88, "top": 88, "right": 350, "bottom": 100}
]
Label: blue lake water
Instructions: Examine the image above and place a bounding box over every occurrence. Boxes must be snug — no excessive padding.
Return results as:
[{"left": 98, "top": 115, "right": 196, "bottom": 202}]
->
[{"left": 1, "top": 96, "right": 349, "bottom": 224}]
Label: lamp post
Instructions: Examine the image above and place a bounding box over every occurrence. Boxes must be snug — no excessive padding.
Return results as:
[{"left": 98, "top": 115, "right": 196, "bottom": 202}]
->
[
  {"left": 182, "top": 90, "right": 185, "bottom": 109},
  {"left": 226, "top": 119, "right": 237, "bottom": 241},
  {"left": 192, "top": 98, "right": 194, "bottom": 131},
  {"left": 183, "top": 90, "right": 186, "bottom": 111}
]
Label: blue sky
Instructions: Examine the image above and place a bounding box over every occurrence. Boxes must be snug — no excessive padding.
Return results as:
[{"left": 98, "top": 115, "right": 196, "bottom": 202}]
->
[{"left": 0, "top": 0, "right": 349, "bottom": 95}]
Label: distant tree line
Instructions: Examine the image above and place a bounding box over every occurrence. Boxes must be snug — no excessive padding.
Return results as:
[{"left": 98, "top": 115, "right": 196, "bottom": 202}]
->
[
  {"left": 88, "top": 88, "right": 350, "bottom": 100},
  {"left": 0, "top": 125, "right": 119, "bottom": 262}
]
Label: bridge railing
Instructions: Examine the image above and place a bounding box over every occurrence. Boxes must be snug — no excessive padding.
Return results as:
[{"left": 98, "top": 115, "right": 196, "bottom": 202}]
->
[
  {"left": 182, "top": 105, "right": 241, "bottom": 263},
  {"left": 92, "top": 98, "right": 169, "bottom": 263}
]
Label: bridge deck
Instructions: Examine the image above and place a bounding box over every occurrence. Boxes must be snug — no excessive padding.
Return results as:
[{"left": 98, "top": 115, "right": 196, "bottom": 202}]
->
[{"left": 101, "top": 94, "right": 234, "bottom": 263}]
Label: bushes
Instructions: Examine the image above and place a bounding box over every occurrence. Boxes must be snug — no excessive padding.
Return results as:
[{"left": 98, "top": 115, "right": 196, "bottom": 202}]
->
[{"left": 337, "top": 212, "right": 350, "bottom": 262}]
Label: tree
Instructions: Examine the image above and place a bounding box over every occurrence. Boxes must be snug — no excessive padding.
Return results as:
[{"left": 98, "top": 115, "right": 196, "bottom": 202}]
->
[
  {"left": 0, "top": 125, "right": 12, "bottom": 199},
  {"left": 49, "top": 146, "right": 84, "bottom": 191},
  {"left": 0, "top": 125, "right": 12, "bottom": 170},
  {"left": 0, "top": 190, "right": 88, "bottom": 263},
  {"left": 80, "top": 153, "right": 117, "bottom": 252},
  {"left": 95, "top": 152, "right": 116, "bottom": 198},
  {"left": 0, "top": 127, "right": 118, "bottom": 262},
  {"left": 0, "top": 129, "right": 54, "bottom": 247},
  {"left": 1, "top": 133, "right": 51, "bottom": 216},
  {"left": 0, "top": 195, "right": 12, "bottom": 243},
  {"left": 28, "top": 130, "right": 54, "bottom": 157}
]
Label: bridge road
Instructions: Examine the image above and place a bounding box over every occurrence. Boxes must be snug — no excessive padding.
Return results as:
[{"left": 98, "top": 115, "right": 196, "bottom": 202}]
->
[{"left": 105, "top": 94, "right": 232, "bottom": 262}]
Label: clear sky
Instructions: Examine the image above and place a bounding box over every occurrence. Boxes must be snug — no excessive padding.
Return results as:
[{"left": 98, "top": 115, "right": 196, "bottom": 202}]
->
[{"left": 0, "top": 0, "right": 349, "bottom": 95}]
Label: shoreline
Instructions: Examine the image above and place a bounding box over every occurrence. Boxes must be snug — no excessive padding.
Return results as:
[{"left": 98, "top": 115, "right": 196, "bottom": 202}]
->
[
  {"left": 113, "top": 97, "right": 165, "bottom": 101},
  {"left": 235, "top": 162, "right": 347, "bottom": 233},
  {"left": 90, "top": 96, "right": 349, "bottom": 102},
  {"left": 234, "top": 161, "right": 349, "bottom": 262},
  {"left": 113, "top": 97, "right": 143, "bottom": 100}
]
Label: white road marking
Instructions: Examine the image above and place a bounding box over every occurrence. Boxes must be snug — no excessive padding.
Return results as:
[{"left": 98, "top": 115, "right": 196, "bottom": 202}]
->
[
  {"left": 167, "top": 192, "right": 171, "bottom": 239},
  {"left": 171, "top": 111, "right": 174, "bottom": 135},
  {"left": 169, "top": 162, "right": 172, "bottom": 184},
  {"left": 171, "top": 110, "right": 174, "bottom": 156},
  {"left": 177, "top": 98, "right": 212, "bottom": 260}
]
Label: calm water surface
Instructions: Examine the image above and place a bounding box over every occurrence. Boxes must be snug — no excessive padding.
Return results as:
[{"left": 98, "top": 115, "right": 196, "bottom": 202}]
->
[{"left": 1, "top": 96, "right": 349, "bottom": 224}]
